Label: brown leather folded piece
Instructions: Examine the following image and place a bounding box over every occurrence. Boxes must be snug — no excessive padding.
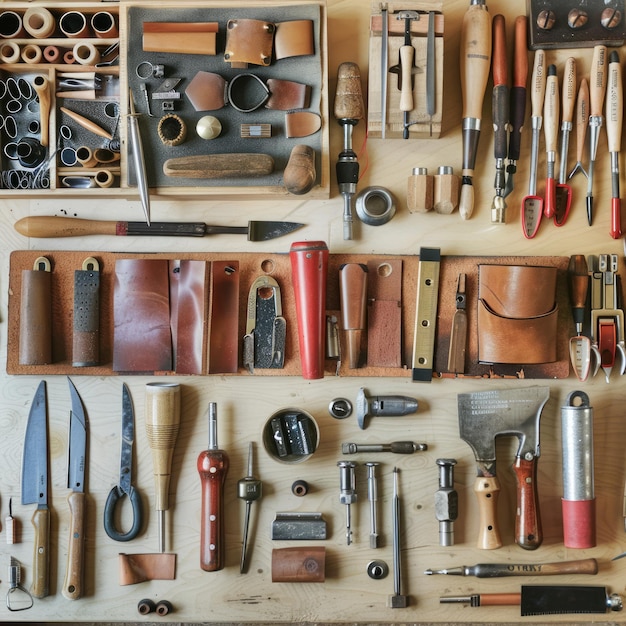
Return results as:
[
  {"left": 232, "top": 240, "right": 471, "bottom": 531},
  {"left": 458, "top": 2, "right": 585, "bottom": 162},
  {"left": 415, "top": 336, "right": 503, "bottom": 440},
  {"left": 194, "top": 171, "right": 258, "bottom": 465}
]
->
[
  {"left": 19, "top": 257, "right": 52, "bottom": 366},
  {"left": 477, "top": 264, "right": 558, "bottom": 365},
  {"left": 224, "top": 18, "right": 274, "bottom": 66},
  {"left": 113, "top": 259, "right": 172, "bottom": 372},
  {"left": 142, "top": 22, "right": 218, "bottom": 55},
  {"left": 118, "top": 553, "right": 176, "bottom": 585},
  {"left": 266, "top": 78, "right": 311, "bottom": 110},
  {"left": 274, "top": 19, "right": 315, "bottom": 59},
  {"left": 285, "top": 111, "right": 322, "bottom": 138}
]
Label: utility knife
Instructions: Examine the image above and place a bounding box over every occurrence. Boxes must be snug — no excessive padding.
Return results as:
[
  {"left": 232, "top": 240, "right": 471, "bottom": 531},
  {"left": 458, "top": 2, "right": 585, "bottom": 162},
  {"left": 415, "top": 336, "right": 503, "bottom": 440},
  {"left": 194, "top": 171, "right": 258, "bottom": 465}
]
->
[
  {"left": 63, "top": 378, "right": 89, "bottom": 600},
  {"left": 21, "top": 380, "right": 50, "bottom": 599}
]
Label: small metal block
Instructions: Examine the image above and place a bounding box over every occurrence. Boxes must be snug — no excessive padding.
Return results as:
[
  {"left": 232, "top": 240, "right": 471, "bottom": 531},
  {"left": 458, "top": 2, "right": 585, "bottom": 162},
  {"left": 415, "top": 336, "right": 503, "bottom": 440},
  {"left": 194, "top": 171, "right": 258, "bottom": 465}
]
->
[
  {"left": 388, "top": 594, "right": 408, "bottom": 608},
  {"left": 162, "top": 101, "right": 175, "bottom": 111}
]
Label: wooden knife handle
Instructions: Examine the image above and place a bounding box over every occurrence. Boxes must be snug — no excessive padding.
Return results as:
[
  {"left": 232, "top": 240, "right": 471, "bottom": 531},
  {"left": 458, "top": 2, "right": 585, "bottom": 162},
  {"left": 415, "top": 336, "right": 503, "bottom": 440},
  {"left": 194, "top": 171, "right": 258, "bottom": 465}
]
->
[
  {"left": 606, "top": 52, "right": 622, "bottom": 153},
  {"left": 513, "top": 456, "right": 543, "bottom": 550},
  {"left": 63, "top": 491, "right": 85, "bottom": 600},
  {"left": 30, "top": 507, "right": 50, "bottom": 599},
  {"left": 561, "top": 57, "right": 577, "bottom": 124},
  {"left": 15, "top": 216, "right": 118, "bottom": 238},
  {"left": 530, "top": 49, "right": 546, "bottom": 119},
  {"left": 589, "top": 45, "right": 608, "bottom": 116},
  {"left": 574, "top": 78, "right": 590, "bottom": 161},
  {"left": 474, "top": 476, "right": 502, "bottom": 549}
]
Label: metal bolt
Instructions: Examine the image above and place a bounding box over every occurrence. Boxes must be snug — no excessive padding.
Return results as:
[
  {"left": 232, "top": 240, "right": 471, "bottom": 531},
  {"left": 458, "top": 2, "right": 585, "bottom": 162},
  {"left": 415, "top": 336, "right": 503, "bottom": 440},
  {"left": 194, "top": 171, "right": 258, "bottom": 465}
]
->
[
  {"left": 601, "top": 8, "right": 622, "bottom": 29},
  {"left": 567, "top": 8, "right": 588, "bottom": 29},
  {"left": 434, "top": 458, "right": 458, "bottom": 547},
  {"left": 365, "top": 462, "right": 380, "bottom": 548},
  {"left": 337, "top": 461, "right": 357, "bottom": 545},
  {"left": 536, "top": 9, "right": 556, "bottom": 30}
]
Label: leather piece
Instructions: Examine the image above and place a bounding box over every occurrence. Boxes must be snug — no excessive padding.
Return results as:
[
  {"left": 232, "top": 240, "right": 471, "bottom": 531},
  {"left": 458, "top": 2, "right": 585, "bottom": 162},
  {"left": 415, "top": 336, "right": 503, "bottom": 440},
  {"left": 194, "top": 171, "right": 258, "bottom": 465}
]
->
[
  {"left": 142, "top": 22, "right": 218, "bottom": 55},
  {"left": 113, "top": 259, "right": 172, "bottom": 372},
  {"left": 19, "top": 263, "right": 52, "bottom": 365},
  {"left": 266, "top": 78, "right": 311, "bottom": 111},
  {"left": 275, "top": 20, "right": 314, "bottom": 59},
  {"left": 271, "top": 546, "right": 325, "bottom": 582},
  {"left": 72, "top": 262, "right": 100, "bottom": 367},
  {"left": 366, "top": 259, "right": 402, "bottom": 367},
  {"left": 208, "top": 261, "right": 240, "bottom": 373},
  {"left": 118, "top": 553, "right": 176, "bottom": 585},
  {"left": 185, "top": 71, "right": 226, "bottom": 112},
  {"left": 170, "top": 260, "right": 208, "bottom": 375},
  {"left": 224, "top": 18, "right": 274, "bottom": 66},
  {"left": 477, "top": 264, "right": 558, "bottom": 364},
  {"left": 285, "top": 111, "right": 322, "bottom": 138}
]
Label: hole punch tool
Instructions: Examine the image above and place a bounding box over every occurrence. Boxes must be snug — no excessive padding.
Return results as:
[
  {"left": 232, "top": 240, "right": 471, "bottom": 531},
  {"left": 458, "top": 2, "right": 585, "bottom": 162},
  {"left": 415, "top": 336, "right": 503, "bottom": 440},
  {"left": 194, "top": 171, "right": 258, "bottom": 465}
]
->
[
  {"left": 103, "top": 384, "right": 143, "bottom": 542},
  {"left": 242, "top": 275, "right": 286, "bottom": 374},
  {"left": 589, "top": 254, "right": 626, "bottom": 382}
]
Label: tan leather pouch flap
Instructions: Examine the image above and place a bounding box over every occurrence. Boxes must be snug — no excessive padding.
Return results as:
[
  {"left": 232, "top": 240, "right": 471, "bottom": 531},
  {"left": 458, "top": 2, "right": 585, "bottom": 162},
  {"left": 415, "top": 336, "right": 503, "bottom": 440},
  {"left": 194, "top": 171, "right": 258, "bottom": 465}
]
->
[
  {"left": 275, "top": 19, "right": 314, "bottom": 59},
  {"left": 477, "top": 264, "right": 558, "bottom": 365},
  {"left": 224, "top": 18, "right": 274, "bottom": 66}
]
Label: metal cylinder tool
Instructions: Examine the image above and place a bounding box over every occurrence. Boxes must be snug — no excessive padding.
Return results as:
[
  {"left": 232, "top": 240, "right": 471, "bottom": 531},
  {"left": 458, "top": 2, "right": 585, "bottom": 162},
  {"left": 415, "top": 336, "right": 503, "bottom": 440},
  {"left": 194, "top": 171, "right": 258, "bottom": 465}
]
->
[{"left": 561, "top": 391, "right": 595, "bottom": 548}]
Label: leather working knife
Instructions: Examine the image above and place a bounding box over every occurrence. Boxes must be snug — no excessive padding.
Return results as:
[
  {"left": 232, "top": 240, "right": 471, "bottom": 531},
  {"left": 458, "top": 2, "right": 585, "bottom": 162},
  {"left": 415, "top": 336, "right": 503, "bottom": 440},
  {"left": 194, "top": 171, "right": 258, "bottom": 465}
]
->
[
  {"left": 63, "top": 378, "right": 89, "bottom": 600},
  {"left": 21, "top": 380, "right": 50, "bottom": 599}
]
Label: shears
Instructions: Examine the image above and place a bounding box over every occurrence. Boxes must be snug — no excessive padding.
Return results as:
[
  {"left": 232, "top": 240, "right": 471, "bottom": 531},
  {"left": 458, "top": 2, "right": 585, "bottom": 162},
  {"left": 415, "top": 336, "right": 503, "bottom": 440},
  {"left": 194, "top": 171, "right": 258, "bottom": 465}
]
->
[{"left": 103, "top": 383, "right": 143, "bottom": 542}]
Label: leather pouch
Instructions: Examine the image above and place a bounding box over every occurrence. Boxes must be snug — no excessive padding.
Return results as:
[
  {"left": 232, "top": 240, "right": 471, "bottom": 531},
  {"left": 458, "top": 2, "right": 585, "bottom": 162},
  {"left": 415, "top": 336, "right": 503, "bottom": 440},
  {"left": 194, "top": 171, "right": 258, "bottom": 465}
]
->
[
  {"left": 224, "top": 18, "right": 274, "bottom": 66},
  {"left": 477, "top": 264, "right": 558, "bottom": 364},
  {"left": 19, "top": 256, "right": 52, "bottom": 365}
]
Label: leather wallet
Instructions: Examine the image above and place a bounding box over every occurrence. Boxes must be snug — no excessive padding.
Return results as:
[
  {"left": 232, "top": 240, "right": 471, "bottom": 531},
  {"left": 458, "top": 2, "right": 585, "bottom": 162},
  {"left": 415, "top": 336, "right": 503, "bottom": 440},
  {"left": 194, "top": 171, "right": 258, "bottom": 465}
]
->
[{"left": 477, "top": 264, "right": 558, "bottom": 364}]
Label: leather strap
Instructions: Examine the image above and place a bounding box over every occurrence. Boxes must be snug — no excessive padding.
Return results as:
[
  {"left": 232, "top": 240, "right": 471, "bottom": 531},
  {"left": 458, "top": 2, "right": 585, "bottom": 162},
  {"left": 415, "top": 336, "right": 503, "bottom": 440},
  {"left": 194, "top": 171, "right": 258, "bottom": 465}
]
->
[
  {"left": 72, "top": 256, "right": 100, "bottom": 367},
  {"left": 118, "top": 553, "right": 176, "bottom": 585},
  {"left": 275, "top": 20, "right": 314, "bottom": 60},
  {"left": 285, "top": 111, "right": 321, "bottom": 138},
  {"left": 208, "top": 261, "right": 240, "bottom": 373},
  {"left": 113, "top": 259, "right": 172, "bottom": 372},
  {"left": 366, "top": 259, "right": 403, "bottom": 367},
  {"left": 19, "top": 256, "right": 52, "bottom": 365}
]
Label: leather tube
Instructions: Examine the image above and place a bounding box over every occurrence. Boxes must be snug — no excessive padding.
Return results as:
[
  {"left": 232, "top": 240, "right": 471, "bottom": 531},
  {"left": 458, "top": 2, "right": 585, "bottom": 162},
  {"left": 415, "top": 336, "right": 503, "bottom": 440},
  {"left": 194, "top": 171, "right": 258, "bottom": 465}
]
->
[
  {"left": 0, "top": 41, "right": 20, "bottom": 64},
  {"left": 0, "top": 11, "right": 24, "bottom": 38},
  {"left": 21, "top": 44, "right": 42, "bottom": 65},
  {"left": 43, "top": 45, "right": 60, "bottom": 63},
  {"left": 289, "top": 241, "right": 329, "bottom": 379},
  {"left": 91, "top": 12, "right": 118, "bottom": 39},
  {"left": 19, "top": 257, "right": 52, "bottom": 365},
  {"left": 23, "top": 7, "right": 55, "bottom": 39},
  {"left": 59, "top": 11, "right": 90, "bottom": 39},
  {"left": 73, "top": 42, "right": 100, "bottom": 66}
]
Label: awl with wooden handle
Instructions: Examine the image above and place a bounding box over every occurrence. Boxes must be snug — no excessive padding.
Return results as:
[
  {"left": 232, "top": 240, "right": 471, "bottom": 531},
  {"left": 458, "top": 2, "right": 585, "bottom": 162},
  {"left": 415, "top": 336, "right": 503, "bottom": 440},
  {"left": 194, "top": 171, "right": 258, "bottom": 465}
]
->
[
  {"left": 542, "top": 64, "right": 559, "bottom": 220},
  {"left": 606, "top": 50, "right": 622, "bottom": 239},
  {"left": 198, "top": 403, "right": 229, "bottom": 571},
  {"left": 426, "top": 557, "right": 598, "bottom": 577},
  {"left": 14, "top": 215, "right": 304, "bottom": 241},
  {"left": 459, "top": 0, "right": 492, "bottom": 220},
  {"left": 568, "top": 78, "right": 589, "bottom": 179}
]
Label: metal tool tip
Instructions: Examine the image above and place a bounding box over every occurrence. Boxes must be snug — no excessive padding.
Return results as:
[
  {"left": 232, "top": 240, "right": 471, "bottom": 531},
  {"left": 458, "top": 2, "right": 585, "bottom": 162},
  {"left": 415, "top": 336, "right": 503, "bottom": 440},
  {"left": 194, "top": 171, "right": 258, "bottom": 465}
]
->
[
  {"left": 370, "top": 534, "right": 379, "bottom": 549},
  {"left": 424, "top": 569, "right": 433, "bottom": 575}
]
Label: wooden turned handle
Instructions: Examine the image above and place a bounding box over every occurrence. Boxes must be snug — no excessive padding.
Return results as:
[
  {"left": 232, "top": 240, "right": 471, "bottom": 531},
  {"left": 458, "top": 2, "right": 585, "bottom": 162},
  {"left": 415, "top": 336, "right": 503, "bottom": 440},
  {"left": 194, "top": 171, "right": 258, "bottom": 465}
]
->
[
  {"left": 530, "top": 49, "right": 546, "bottom": 119},
  {"left": 574, "top": 78, "right": 590, "bottom": 162},
  {"left": 399, "top": 45, "right": 415, "bottom": 112},
  {"left": 15, "top": 216, "right": 118, "bottom": 238},
  {"left": 474, "top": 476, "right": 502, "bottom": 549},
  {"left": 62, "top": 491, "right": 85, "bottom": 600},
  {"left": 562, "top": 57, "right": 577, "bottom": 124},
  {"left": 589, "top": 45, "right": 608, "bottom": 116},
  {"left": 33, "top": 75, "right": 50, "bottom": 147},
  {"left": 30, "top": 507, "right": 50, "bottom": 598},
  {"left": 334, "top": 62, "right": 365, "bottom": 121},
  {"left": 543, "top": 66, "right": 559, "bottom": 153},
  {"left": 512, "top": 16, "right": 528, "bottom": 88},
  {"left": 284, "top": 144, "right": 316, "bottom": 195},
  {"left": 492, "top": 14, "right": 507, "bottom": 88},
  {"left": 606, "top": 51, "right": 623, "bottom": 153},
  {"left": 513, "top": 456, "right": 543, "bottom": 550}
]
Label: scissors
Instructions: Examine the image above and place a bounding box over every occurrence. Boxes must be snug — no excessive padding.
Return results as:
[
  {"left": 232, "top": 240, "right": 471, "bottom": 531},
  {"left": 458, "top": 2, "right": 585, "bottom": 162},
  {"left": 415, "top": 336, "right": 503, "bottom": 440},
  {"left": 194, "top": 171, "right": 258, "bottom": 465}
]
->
[{"left": 103, "top": 383, "right": 143, "bottom": 541}]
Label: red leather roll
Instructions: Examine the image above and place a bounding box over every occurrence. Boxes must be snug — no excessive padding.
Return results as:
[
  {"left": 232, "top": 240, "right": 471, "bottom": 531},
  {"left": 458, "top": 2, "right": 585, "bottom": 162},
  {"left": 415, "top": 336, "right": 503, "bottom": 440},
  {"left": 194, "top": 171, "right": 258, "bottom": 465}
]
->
[{"left": 289, "top": 241, "right": 329, "bottom": 379}]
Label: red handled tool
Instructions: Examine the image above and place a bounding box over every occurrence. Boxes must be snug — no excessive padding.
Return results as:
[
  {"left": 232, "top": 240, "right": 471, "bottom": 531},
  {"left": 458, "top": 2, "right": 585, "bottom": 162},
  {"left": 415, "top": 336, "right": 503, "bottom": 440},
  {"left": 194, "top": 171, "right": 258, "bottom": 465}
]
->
[
  {"left": 289, "top": 241, "right": 329, "bottom": 380},
  {"left": 198, "top": 402, "right": 229, "bottom": 571},
  {"left": 606, "top": 50, "right": 623, "bottom": 239},
  {"left": 543, "top": 64, "right": 559, "bottom": 220}
]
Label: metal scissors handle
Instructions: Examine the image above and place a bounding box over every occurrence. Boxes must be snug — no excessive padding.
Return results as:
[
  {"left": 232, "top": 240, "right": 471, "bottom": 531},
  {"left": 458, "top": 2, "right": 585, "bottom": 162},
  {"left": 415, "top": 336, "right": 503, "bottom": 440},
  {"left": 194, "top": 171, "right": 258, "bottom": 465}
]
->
[{"left": 103, "top": 383, "right": 143, "bottom": 542}]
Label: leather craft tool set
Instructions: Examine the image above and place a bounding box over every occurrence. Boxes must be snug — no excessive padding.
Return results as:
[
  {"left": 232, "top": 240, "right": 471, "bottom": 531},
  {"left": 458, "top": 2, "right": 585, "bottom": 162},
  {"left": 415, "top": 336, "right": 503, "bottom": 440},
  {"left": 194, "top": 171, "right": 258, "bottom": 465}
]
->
[{"left": 5, "top": 0, "right": 626, "bottom": 623}]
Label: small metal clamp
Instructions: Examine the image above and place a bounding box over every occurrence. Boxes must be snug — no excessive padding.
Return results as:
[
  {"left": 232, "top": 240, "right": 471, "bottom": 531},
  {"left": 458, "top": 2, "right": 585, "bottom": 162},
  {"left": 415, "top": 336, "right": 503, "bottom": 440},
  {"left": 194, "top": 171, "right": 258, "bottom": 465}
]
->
[{"left": 243, "top": 275, "right": 286, "bottom": 373}]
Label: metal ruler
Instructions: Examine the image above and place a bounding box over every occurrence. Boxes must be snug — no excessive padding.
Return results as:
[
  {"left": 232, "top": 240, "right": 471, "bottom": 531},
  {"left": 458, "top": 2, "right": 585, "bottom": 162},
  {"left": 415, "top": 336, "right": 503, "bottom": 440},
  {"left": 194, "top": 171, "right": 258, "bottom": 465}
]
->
[{"left": 411, "top": 247, "right": 440, "bottom": 382}]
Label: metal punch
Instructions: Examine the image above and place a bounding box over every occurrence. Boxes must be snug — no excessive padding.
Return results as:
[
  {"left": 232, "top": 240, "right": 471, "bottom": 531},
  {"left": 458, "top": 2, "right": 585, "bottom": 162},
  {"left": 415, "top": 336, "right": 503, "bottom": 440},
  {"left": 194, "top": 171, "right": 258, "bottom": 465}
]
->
[{"left": 243, "top": 275, "right": 286, "bottom": 374}]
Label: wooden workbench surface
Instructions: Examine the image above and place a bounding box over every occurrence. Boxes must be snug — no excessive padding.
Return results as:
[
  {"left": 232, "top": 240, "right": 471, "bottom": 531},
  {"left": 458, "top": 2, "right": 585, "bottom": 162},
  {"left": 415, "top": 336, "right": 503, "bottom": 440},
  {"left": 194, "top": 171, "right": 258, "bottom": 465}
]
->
[{"left": 2, "top": 0, "right": 626, "bottom": 622}]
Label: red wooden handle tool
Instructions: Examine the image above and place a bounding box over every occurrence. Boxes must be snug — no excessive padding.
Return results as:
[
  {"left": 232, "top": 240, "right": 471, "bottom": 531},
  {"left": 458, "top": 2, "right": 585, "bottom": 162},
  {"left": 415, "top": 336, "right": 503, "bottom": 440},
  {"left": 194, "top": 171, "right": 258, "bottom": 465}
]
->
[
  {"left": 513, "top": 455, "right": 543, "bottom": 550},
  {"left": 289, "top": 241, "right": 329, "bottom": 380}
]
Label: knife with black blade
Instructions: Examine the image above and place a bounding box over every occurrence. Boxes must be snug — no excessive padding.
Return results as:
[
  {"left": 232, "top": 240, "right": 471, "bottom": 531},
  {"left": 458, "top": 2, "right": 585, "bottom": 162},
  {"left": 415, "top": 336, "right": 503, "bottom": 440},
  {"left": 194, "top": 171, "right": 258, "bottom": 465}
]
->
[
  {"left": 21, "top": 380, "right": 50, "bottom": 599},
  {"left": 63, "top": 377, "right": 89, "bottom": 600}
]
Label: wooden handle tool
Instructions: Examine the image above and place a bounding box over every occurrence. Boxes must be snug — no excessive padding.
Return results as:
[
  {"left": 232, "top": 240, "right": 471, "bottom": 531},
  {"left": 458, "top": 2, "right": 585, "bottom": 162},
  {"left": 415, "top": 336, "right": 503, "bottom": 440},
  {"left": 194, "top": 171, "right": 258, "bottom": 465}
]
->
[
  {"left": 163, "top": 153, "right": 274, "bottom": 179},
  {"left": 568, "top": 77, "right": 589, "bottom": 179},
  {"left": 32, "top": 75, "right": 50, "bottom": 147},
  {"left": 62, "top": 491, "right": 85, "bottom": 600},
  {"left": 543, "top": 64, "right": 559, "bottom": 219},
  {"left": 60, "top": 106, "right": 112, "bottom": 140},
  {"left": 459, "top": 0, "right": 492, "bottom": 219},
  {"left": 606, "top": 50, "right": 623, "bottom": 239}
]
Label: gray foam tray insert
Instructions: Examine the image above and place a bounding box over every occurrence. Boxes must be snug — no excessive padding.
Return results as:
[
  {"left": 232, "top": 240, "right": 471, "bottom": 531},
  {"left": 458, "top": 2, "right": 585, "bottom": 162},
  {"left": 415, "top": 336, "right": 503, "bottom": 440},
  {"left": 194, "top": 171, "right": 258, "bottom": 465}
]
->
[{"left": 126, "top": 4, "right": 323, "bottom": 188}]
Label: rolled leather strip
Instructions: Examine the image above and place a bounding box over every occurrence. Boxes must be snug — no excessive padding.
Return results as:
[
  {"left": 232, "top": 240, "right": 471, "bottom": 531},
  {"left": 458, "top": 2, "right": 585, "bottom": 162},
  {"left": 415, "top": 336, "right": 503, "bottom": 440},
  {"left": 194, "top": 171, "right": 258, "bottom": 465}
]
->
[
  {"left": 59, "top": 11, "right": 90, "bottom": 39},
  {"left": 224, "top": 18, "right": 274, "bottom": 66},
  {"left": 266, "top": 78, "right": 311, "bottom": 110},
  {"left": 271, "top": 547, "right": 325, "bottom": 583},
  {"left": 275, "top": 20, "right": 315, "bottom": 59},
  {"left": 285, "top": 111, "right": 322, "bottom": 138},
  {"left": 23, "top": 7, "right": 55, "bottom": 39},
  {"left": 73, "top": 42, "right": 100, "bottom": 66},
  {"left": 73, "top": 257, "right": 100, "bottom": 367},
  {"left": 19, "top": 256, "right": 52, "bottom": 366},
  {"left": 477, "top": 264, "right": 558, "bottom": 364},
  {"left": 91, "top": 11, "right": 118, "bottom": 39},
  {"left": 0, "top": 11, "right": 24, "bottom": 38},
  {"left": 118, "top": 553, "right": 176, "bottom": 585},
  {"left": 143, "top": 22, "right": 217, "bottom": 55}
]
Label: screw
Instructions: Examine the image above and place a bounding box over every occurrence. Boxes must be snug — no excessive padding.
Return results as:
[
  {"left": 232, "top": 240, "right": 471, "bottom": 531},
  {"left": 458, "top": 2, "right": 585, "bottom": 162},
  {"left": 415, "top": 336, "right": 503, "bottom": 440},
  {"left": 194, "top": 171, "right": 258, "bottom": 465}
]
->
[
  {"left": 365, "top": 462, "right": 380, "bottom": 548},
  {"left": 337, "top": 461, "right": 357, "bottom": 545},
  {"left": 329, "top": 398, "right": 353, "bottom": 419},
  {"left": 536, "top": 9, "right": 556, "bottom": 30},
  {"left": 601, "top": 8, "right": 622, "bottom": 29},
  {"left": 567, "top": 8, "right": 588, "bottom": 29}
]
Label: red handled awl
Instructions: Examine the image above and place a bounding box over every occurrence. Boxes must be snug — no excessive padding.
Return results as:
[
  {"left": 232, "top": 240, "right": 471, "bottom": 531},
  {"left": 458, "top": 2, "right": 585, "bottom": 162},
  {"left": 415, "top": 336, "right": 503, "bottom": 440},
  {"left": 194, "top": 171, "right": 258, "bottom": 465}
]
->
[
  {"left": 542, "top": 64, "right": 559, "bottom": 220},
  {"left": 568, "top": 254, "right": 592, "bottom": 382},
  {"left": 554, "top": 57, "right": 575, "bottom": 226},
  {"left": 289, "top": 241, "right": 329, "bottom": 380}
]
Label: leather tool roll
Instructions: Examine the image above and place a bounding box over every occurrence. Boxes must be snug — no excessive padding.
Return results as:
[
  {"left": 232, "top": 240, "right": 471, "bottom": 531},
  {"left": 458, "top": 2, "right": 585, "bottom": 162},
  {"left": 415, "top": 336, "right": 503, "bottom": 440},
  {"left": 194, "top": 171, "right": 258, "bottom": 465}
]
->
[
  {"left": 477, "top": 264, "right": 558, "bottom": 364},
  {"left": 19, "top": 256, "right": 52, "bottom": 365}
]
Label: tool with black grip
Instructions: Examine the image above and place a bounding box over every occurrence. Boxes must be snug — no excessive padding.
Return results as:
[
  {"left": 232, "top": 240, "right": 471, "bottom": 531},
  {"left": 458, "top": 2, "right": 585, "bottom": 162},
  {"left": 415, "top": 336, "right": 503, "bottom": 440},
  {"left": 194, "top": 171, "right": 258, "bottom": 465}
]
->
[
  {"left": 459, "top": 0, "right": 492, "bottom": 219},
  {"left": 458, "top": 387, "right": 550, "bottom": 550},
  {"left": 198, "top": 402, "right": 229, "bottom": 571},
  {"left": 441, "top": 585, "right": 622, "bottom": 616},
  {"left": 334, "top": 62, "right": 365, "bottom": 240}
]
